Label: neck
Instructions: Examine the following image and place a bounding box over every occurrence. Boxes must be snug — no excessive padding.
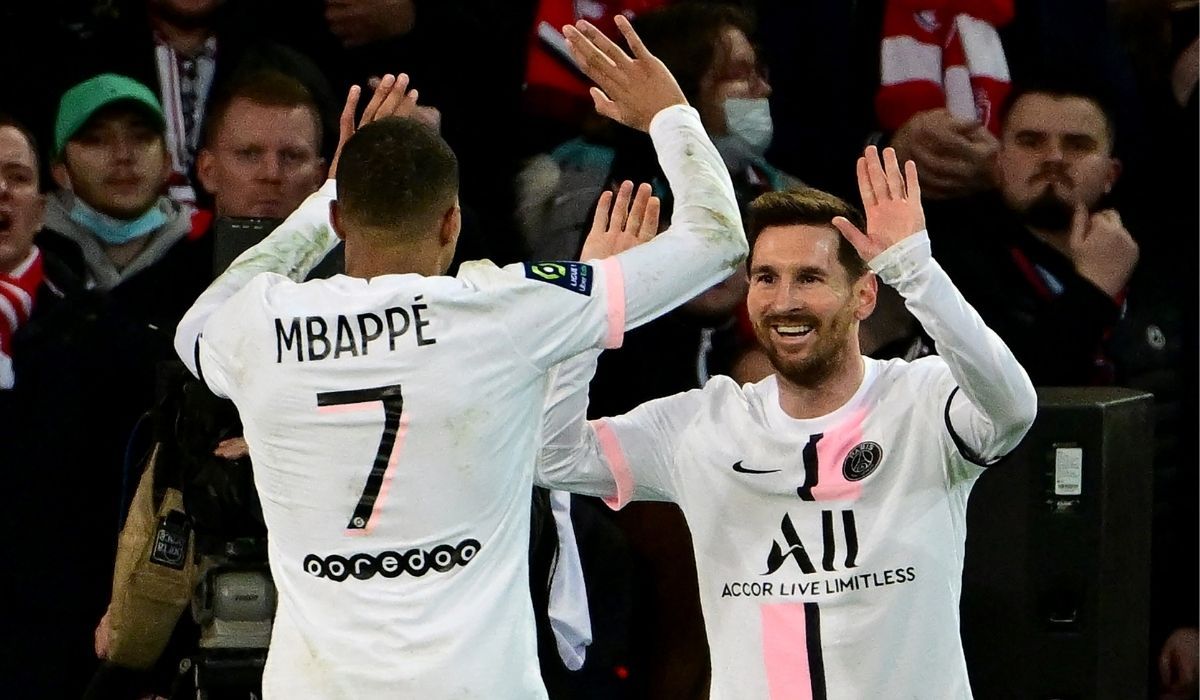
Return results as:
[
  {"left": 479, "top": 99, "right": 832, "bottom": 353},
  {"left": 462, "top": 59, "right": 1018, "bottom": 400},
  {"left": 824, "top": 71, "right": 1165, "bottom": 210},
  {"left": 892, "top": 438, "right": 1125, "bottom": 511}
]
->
[
  {"left": 775, "top": 344, "right": 865, "bottom": 420},
  {"left": 344, "top": 238, "right": 445, "bottom": 280},
  {"left": 151, "top": 14, "right": 214, "bottom": 56}
]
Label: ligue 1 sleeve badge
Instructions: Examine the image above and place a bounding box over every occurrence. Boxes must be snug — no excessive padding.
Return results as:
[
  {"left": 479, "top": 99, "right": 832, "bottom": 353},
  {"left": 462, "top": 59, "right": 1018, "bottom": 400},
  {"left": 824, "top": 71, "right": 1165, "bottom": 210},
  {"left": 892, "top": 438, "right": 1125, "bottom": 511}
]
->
[{"left": 843, "top": 441, "right": 883, "bottom": 481}]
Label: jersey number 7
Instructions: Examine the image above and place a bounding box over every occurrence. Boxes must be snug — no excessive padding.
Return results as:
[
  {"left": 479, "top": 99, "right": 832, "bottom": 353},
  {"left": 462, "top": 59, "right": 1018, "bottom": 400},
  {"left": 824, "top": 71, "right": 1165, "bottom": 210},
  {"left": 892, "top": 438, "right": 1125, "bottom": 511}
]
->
[{"left": 317, "top": 384, "right": 405, "bottom": 531}]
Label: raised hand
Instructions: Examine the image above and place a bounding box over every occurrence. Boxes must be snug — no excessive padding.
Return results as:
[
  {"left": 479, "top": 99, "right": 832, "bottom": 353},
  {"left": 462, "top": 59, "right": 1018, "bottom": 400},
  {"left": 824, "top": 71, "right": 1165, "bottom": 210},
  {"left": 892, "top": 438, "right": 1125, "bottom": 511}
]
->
[
  {"left": 890, "top": 109, "right": 997, "bottom": 199},
  {"left": 562, "top": 15, "right": 687, "bottom": 132},
  {"left": 580, "top": 181, "right": 660, "bottom": 260},
  {"left": 329, "top": 73, "right": 421, "bottom": 178},
  {"left": 1067, "top": 205, "right": 1139, "bottom": 301},
  {"left": 832, "top": 146, "right": 925, "bottom": 261}
]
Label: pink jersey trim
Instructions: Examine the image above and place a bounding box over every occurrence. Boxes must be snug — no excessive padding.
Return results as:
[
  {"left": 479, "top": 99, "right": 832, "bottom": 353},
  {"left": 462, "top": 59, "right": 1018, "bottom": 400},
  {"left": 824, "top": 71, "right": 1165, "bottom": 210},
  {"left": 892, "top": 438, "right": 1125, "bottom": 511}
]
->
[
  {"left": 592, "top": 418, "right": 633, "bottom": 510},
  {"left": 761, "top": 603, "right": 814, "bottom": 700},
  {"left": 317, "top": 402, "right": 376, "bottom": 414},
  {"left": 811, "top": 408, "right": 867, "bottom": 502},
  {"left": 599, "top": 257, "right": 625, "bottom": 349}
]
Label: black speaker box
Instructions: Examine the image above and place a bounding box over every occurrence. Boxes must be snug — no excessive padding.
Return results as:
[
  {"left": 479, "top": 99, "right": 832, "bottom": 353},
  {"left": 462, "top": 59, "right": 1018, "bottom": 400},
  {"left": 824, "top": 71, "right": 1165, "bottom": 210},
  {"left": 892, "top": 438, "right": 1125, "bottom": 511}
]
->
[{"left": 961, "top": 387, "right": 1155, "bottom": 700}]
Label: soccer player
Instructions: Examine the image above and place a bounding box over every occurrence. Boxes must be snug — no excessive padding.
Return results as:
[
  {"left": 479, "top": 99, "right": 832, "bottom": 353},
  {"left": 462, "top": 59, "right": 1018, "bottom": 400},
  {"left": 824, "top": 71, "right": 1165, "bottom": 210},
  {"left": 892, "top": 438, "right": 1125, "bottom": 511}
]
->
[
  {"left": 537, "top": 147, "right": 1038, "bottom": 698},
  {"left": 172, "top": 16, "right": 747, "bottom": 699}
]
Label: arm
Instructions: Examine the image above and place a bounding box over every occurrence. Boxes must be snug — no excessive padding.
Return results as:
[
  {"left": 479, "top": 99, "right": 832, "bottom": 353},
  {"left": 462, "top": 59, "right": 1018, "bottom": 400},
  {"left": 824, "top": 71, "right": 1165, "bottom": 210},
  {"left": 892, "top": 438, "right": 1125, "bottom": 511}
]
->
[
  {"left": 174, "top": 75, "right": 421, "bottom": 377},
  {"left": 834, "top": 147, "right": 1037, "bottom": 463},
  {"left": 566, "top": 17, "right": 748, "bottom": 329}
]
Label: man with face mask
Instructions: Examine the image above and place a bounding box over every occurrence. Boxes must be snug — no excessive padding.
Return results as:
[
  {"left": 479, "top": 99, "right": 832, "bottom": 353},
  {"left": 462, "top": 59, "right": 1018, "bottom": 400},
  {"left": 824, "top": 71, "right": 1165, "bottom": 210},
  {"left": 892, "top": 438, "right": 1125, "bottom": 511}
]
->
[
  {"left": 39, "top": 73, "right": 211, "bottom": 332},
  {"left": 923, "top": 79, "right": 1139, "bottom": 387}
]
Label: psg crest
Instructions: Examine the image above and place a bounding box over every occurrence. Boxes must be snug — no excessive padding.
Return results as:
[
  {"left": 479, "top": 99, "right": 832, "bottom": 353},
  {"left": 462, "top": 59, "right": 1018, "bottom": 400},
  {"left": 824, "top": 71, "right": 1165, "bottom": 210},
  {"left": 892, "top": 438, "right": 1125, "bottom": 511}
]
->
[{"left": 843, "top": 442, "right": 883, "bottom": 481}]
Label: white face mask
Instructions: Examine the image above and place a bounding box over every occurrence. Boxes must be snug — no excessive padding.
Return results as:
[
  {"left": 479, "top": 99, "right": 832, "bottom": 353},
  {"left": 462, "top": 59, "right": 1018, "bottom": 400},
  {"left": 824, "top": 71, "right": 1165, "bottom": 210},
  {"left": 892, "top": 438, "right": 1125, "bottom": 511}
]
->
[{"left": 723, "top": 97, "right": 774, "bottom": 156}]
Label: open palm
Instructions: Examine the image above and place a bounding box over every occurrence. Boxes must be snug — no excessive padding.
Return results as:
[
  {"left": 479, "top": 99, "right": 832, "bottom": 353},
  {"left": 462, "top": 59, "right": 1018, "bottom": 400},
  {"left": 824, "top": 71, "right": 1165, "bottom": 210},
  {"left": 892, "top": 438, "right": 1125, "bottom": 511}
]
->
[{"left": 832, "top": 146, "right": 926, "bottom": 261}]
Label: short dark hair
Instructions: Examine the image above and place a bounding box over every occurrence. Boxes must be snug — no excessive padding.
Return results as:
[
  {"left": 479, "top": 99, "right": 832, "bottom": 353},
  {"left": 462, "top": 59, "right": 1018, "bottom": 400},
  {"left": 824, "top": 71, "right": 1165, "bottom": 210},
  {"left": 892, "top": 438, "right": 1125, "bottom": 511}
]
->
[
  {"left": 1000, "top": 77, "right": 1118, "bottom": 148},
  {"left": 746, "top": 189, "right": 868, "bottom": 278},
  {"left": 0, "top": 113, "right": 40, "bottom": 185},
  {"left": 336, "top": 117, "right": 458, "bottom": 234},
  {"left": 633, "top": 3, "right": 756, "bottom": 105},
  {"left": 202, "top": 70, "right": 323, "bottom": 149}
]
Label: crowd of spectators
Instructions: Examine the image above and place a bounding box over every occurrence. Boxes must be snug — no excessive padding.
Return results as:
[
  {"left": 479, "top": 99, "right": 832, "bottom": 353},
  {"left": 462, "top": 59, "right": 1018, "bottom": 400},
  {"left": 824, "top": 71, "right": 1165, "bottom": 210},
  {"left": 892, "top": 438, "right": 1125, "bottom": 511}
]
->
[{"left": 0, "top": 0, "right": 1195, "bottom": 698}]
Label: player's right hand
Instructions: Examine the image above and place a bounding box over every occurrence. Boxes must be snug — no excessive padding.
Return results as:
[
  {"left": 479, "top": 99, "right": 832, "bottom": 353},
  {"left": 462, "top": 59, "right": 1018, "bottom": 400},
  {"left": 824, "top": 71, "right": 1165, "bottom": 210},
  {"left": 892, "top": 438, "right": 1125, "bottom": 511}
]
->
[
  {"left": 563, "top": 15, "right": 687, "bottom": 132},
  {"left": 580, "top": 180, "right": 660, "bottom": 260},
  {"left": 329, "top": 73, "right": 421, "bottom": 178}
]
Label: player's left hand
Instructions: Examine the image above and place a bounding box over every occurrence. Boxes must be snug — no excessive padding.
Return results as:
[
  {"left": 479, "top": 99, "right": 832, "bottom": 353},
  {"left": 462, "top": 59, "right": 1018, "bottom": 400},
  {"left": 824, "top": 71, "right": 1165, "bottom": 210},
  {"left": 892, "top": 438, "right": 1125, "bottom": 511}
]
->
[
  {"left": 832, "top": 145, "right": 925, "bottom": 261},
  {"left": 329, "top": 73, "right": 421, "bottom": 178},
  {"left": 579, "top": 180, "right": 660, "bottom": 260}
]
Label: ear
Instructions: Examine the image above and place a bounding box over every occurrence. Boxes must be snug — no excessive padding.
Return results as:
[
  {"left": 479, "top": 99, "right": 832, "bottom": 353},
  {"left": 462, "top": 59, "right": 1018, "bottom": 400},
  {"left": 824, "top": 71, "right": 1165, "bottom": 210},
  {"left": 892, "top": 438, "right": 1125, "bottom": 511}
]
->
[
  {"left": 853, "top": 272, "right": 878, "bottom": 321},
  {"left": 51, "top": 161, "right": 72, "bottom": 191},
  {"left": 328, "top": 200, "right": 347, "bottom": 241},
  {"left": 439, "top": 200, "right": 462, "bottom": 249},
  {"left": 33, "top": 191, "right": 46, "bottom": 224},
  {"left": 154, "top": 144, "right": 173, "bottom": 189},
  {"left": 196, "top": 148, "right": 217, "bottom": 196},
  {"left": 1104, "top": 156, "right": 1122, "bottom": 194},
  {"left": 315, "top": 157, "right": 329, "bottom": 187}
]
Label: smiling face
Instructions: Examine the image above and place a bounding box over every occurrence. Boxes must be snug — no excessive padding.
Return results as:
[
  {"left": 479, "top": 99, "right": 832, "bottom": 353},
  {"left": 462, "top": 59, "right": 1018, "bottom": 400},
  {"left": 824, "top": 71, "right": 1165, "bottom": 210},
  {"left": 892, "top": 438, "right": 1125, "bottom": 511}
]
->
[
  {"left": 0, "top": 125, "right": 45, "bottom": 274},
  {"left": 746, "top": 224, "right": 876, "bottom": 386}
]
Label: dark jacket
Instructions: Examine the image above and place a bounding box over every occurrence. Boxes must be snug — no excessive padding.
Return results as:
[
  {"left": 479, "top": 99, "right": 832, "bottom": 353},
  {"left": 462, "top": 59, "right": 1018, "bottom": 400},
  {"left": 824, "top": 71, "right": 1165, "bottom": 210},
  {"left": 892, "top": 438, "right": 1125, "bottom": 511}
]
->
[
  {"left": 0, "top": 249, "right": 179, "bottom": 698},
  {"left": 926, "top": 194, "right": 1122, "bottom": 387}
]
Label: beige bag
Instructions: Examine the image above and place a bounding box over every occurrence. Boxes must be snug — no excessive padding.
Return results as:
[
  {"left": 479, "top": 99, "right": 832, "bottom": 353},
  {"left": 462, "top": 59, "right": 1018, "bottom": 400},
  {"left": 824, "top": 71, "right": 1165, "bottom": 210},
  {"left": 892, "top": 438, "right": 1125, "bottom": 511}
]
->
[{"left": 106, "top": 444, "right": 199, "bottom": 670}]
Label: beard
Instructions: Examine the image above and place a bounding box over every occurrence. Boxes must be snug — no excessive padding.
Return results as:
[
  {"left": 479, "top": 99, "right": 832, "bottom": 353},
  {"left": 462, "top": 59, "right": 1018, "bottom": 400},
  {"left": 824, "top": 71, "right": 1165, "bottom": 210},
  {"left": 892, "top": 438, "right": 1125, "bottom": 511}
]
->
[
  {"left": 1019, "top": 186, "right": 1075, "bottom": 232},
  {"left": 755, "top": 308, "right": 857, "bottom": 388}
]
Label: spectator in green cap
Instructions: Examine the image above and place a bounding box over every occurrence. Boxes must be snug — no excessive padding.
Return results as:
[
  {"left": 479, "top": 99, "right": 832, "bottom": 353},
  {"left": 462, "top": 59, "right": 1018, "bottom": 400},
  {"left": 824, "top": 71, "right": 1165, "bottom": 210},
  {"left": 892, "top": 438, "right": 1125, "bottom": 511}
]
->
[{"left": 38, "top": 72, "right": 210, "bottom": 332}]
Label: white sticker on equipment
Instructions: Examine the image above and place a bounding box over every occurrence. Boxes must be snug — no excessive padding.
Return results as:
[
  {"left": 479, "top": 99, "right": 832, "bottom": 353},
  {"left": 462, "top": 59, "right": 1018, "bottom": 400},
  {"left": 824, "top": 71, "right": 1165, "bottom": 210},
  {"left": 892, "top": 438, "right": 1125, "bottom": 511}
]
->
[{"left": 1054, "top": 447, "right": 1083, "bottom": 496}]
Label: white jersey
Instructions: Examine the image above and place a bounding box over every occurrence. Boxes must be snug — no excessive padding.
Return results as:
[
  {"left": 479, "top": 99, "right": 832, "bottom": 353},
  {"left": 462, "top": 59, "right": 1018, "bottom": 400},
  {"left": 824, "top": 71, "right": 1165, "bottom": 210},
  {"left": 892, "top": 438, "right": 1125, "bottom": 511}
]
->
[
  {"left": 537, "top": 232, "right": 1037, "bottom": 700},
  {"left": 174, "top": 105, "right": 748, "bottom": 699}
]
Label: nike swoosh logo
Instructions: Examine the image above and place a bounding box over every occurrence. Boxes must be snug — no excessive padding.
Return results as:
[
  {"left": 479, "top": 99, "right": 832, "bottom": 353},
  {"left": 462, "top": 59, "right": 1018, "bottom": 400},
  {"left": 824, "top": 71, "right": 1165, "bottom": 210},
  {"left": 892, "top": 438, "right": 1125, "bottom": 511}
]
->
[{"left": 732, "top": 461, "right": 781, "bottom": 475}]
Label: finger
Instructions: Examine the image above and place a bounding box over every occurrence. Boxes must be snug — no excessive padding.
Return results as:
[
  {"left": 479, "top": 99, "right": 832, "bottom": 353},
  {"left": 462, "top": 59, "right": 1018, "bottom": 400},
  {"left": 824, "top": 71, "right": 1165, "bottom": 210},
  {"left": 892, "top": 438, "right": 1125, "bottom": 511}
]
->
[
  {"left": 1068, "top": 202, "right": 1089, "bottom": 245},
  {"left": 608, "top": 181, "right": 634, "bottom": 234},
  {"left": 564, "top": 26, "right": 623, "bottom": 88},
  {"left": 831, "top": 215, "right": 871, "bottom": 255},
  {"left": 904, "top": 160, "right": 921, "bottom": 203},
  {"left": 614, "top": 14, "right": 651, "bottom": 59},
  {"left": 338, "top": 85, "right": 361, "bottom": 144},
  {"left": 589, "top": 190, "right": 613, "bottom": 237},
  {"left": 882, "top": 147, "right": 905, "bottom": 198},
  {"left": 625, "top": 183, "right": 652, "bottom": 236},
  {"left": 575, "top": 19, "right": 633, "bottom": 67},
  {"left": 864, "top": 145, "right": 891, "bottom": 201},
  {"left": 589, "top": 87, "right": 620, "bottom": 121},
  {"left": 856, "top": 156, "right": 877, "bottom": 208},
  {"left": 640, "top": 196, "right": 661, "bottom": 240},
  {"left": 360, "top": 74, "right": 396, "bottom": 124},
  {"left": 374, "top": 73, "right": 412, "bottom": 118}
]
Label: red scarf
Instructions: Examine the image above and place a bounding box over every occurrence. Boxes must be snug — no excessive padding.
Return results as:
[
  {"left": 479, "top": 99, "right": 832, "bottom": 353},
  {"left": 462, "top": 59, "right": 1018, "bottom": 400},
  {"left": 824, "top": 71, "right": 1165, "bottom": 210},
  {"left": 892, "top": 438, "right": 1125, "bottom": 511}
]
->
[
  {"left": 0, "top": 247, "right": 44, "bottom": 389},
  {"left": 876, "top": 0, "right": 1013, "bottom": 135}
]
